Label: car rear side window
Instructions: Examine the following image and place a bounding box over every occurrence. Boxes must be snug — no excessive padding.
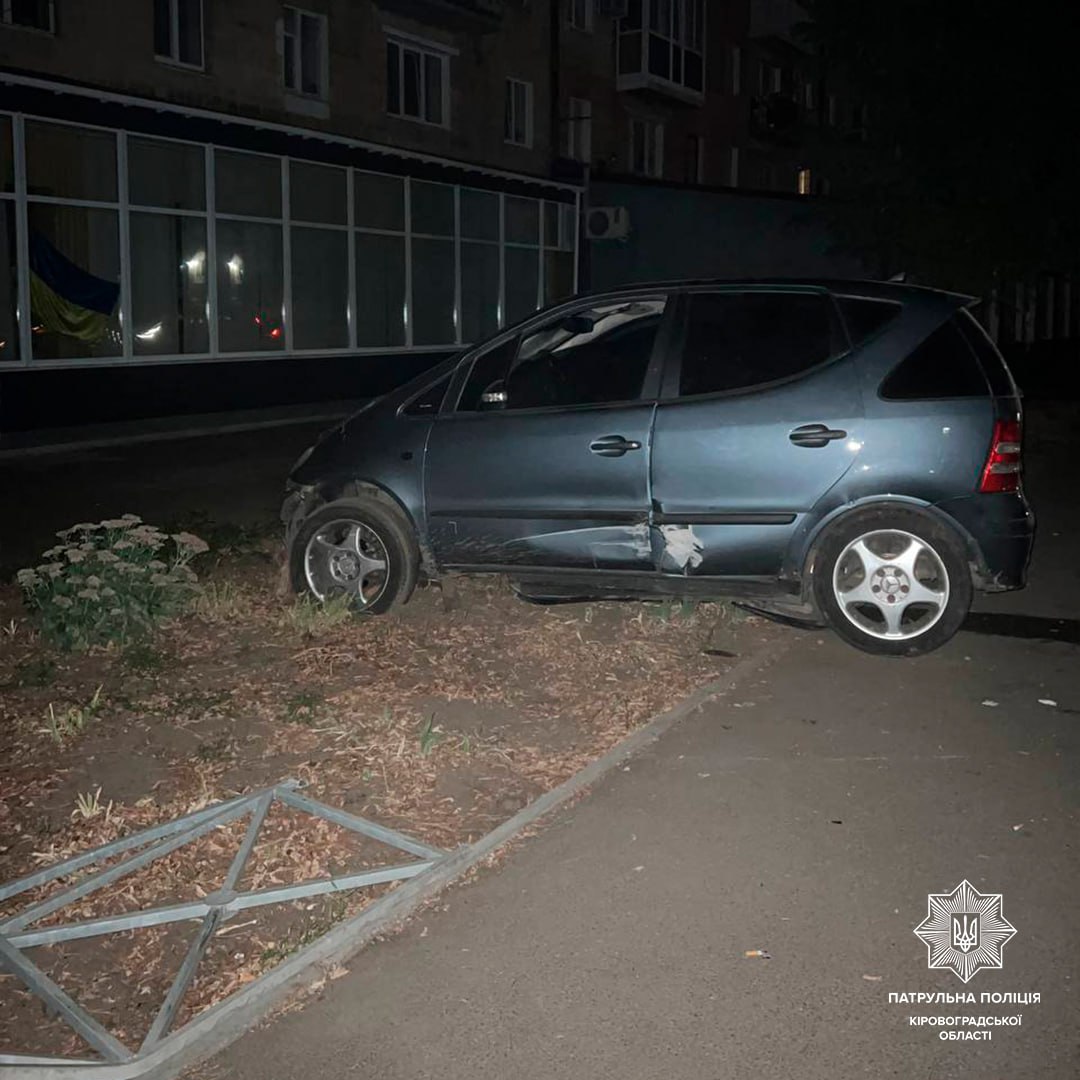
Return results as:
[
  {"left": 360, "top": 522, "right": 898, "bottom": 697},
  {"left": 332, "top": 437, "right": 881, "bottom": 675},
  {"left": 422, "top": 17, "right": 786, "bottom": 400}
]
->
[
  {"left": 836, "top": 296, "right": 902, "bottom": 347},
  {"left": 678, "top": 291, "right": 839, "bottom": 397},
  {"left": 880, "top": 318, "right": 990, "bottom": 400},
  {"left": 955, "top": 310, "right": 1015, "bottom": 397}
]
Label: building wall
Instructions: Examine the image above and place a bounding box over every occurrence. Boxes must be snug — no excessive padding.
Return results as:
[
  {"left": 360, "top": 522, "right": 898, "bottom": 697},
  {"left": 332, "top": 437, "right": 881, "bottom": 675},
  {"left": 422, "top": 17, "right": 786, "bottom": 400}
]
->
[
  {"left": 0, "top": 0, "right": 553, "bottom": 178},
  {"left": 586, "top": 177, "right": 870, "bottom": 288},
  {"left": 556, "top": 2, "right": 749, "bottom": 188}
]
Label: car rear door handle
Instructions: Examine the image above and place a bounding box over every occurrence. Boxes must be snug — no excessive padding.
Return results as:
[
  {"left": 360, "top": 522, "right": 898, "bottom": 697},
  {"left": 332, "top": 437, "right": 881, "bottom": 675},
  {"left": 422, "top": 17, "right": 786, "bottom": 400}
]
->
[
  {"left": 590, "top": 434, "right": 642, "bottom": 457},
  {"left": 789, "top": 423, "right": 847, "bottom": 448}
]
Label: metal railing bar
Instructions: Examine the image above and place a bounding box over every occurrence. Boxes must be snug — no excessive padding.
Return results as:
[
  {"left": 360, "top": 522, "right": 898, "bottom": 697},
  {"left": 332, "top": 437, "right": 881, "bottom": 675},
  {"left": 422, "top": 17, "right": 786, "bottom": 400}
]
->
[
  {"left": 1, "top": 798, "right": 255, "bottom": 933},
  {"left": 0, "top": 935, "right": 132, "bottom": 1063},
  {"left": 276, "top": 789, "right": 446, "bottom": 861},
  {"left": 0, "top": 793, "right": 254, "bottom": 903}
]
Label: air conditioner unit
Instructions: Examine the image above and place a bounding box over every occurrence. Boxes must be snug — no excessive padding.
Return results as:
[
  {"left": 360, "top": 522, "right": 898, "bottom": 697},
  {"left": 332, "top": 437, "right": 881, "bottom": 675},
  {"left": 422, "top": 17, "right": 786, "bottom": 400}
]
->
[
  {"left": 586, "top": 206, "right": 630, "bottom": 240},
  {"left": 596, "top": 0, "right": 629, "bottom": 16}
]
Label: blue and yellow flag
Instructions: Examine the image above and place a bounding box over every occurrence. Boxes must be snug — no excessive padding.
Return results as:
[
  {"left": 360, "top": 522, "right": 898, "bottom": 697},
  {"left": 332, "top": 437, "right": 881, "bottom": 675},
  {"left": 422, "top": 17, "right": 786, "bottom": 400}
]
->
[{"left": 29, "top": 231, "right": 119, "bottom": 345}]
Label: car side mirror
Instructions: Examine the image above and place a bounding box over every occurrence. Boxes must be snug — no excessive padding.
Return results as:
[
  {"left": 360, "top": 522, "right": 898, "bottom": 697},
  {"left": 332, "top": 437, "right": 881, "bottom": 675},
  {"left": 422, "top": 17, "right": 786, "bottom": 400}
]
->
[{"left": 479, "top": 380, "right": 508, "bottom": 411}]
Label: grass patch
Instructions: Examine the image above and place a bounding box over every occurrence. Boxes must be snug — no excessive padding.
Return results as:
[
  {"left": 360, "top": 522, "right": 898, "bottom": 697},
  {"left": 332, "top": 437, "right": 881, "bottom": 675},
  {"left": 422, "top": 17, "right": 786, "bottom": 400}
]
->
[
  {"left": 43, "top": 685, "right": 104, "bottom": 744},
  {"left": 280, "top": 593, "right": 356, "bottom": 636},
  {"left": 645, "top": 598, "right": 699, "bottom": 624},
  {"left": 418, "top": 714, "right": 445, "bottom": 757},
  {"left": 192, "top": 581, "right": 255, "bottom": 622}
]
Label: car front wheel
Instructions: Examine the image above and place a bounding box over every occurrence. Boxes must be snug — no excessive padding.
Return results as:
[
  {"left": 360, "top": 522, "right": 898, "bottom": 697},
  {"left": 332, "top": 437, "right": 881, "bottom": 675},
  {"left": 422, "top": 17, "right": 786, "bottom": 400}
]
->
[
  {"left": 289, "top": 497, "right": 418, "bottom": 614},
  {"left": 811, "top": 508, "right": 972, "bottom": 656}
]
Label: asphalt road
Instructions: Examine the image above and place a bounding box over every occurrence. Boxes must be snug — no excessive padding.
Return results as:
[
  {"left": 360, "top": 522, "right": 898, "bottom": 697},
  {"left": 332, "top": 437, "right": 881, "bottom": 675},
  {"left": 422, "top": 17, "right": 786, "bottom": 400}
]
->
[{"left": 201, "top": 410, "right": 1078, "bottom": 1080}]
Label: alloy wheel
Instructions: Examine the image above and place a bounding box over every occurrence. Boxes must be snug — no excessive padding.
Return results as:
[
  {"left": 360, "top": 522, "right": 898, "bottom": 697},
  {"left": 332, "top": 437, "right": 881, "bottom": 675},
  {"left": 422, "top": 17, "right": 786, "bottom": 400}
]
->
[
  {"left": 831, "top": 528, "right": 950, "bottom": 641},
  {"left": 303, "top": 518, "right": 389, "bottom": 608}
]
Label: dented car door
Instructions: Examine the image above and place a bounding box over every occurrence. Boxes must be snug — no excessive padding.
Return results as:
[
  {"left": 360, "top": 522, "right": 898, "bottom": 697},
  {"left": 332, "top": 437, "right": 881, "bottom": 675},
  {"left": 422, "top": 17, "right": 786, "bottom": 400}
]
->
[
  {"left": 424, "top": 295, "right": 671, "bottom": 571},
  {"left": 650, "top": 288, "right": 863, "bottom": 577}
]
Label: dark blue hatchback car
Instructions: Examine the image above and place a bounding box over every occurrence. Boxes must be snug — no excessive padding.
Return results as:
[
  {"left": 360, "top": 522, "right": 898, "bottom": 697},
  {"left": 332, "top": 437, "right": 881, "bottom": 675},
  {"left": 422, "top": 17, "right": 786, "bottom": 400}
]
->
[{"left": 282, "top": 280, "right": 1034, "bottom": 656}]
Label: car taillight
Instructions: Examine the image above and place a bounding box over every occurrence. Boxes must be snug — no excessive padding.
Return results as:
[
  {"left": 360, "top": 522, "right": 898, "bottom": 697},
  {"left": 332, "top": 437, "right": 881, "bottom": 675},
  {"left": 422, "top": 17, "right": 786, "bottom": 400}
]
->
[{"left": 979, "top": 419, "right": 1022, "bottom": 493}]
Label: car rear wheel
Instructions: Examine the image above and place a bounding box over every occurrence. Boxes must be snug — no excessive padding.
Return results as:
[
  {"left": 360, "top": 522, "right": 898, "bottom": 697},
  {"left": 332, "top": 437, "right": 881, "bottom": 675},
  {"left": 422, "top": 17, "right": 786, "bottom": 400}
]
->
[
  {"left": 811, "top": 508, "right": 972, "bottom": 656},
  {"left": 290, "top": 497, "right": 418, "bottom": 614}
]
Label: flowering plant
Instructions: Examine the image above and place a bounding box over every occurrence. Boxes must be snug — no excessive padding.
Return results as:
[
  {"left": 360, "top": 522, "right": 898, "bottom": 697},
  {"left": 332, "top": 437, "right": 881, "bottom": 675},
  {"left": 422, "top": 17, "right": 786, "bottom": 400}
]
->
[{"left": 17, "top": 515, "right": 208, "bottom": 650}]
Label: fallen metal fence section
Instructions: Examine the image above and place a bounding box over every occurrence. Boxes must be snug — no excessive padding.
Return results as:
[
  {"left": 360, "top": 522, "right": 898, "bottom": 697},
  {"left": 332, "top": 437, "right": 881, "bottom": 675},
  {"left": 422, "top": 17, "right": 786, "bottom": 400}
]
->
[{"left": 0, "top": 780, "right": 445, "bottom": 1068}]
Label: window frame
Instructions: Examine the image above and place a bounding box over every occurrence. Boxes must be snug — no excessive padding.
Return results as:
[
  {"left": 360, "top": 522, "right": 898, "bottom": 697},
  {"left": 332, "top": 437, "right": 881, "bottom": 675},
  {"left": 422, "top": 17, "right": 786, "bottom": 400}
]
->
[
  {"left": 0, "top": 107, "right": 579, "bottom": 370},
  {"left": 564, "top": 97, "right": 592, "bottom": 163},
  {"left": 154, "top": 0, "right": 204, "bottom": 71},
  {"left": 385, "top": 30, "right": 453, "bottom": 129},
  {"left": 628, "top": 117, "right": 664, "bottom": 178},
  {"left": 568, "top": 0, "right": 593, "bottom": 31},
  {"left": 282, "top": 5, "right": 329, "bottom": 100},
  {"left": 1, "top": 0, "right": 54, "bottom": 32},
  {"left": 617, "top": 0, "right": 706, "bottom": 100},
  {"left": 660, "top": 287, "right": 850, "bottom": 403},
  {"left": 445, "top": 292, "right": 674, "bottom": 418},
  {"left": 504, "top": 78, "right": 534, "bottom": 148}
]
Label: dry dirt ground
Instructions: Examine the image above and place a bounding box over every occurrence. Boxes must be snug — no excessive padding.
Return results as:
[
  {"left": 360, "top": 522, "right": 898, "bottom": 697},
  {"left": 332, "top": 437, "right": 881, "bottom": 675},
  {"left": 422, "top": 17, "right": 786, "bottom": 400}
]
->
[{"left": 0, "top": 540, "right": 779, "bottom": 1060}]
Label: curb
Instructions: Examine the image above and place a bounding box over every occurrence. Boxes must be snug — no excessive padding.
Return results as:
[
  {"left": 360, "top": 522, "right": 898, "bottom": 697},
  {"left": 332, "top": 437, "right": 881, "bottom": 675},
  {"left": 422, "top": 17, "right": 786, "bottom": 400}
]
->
[
  {"left": 5, "top": 634, "right": 788, "bottom": 1080},
  {"left": 0, "top": 410, "right": 356, "bottom": 461}
]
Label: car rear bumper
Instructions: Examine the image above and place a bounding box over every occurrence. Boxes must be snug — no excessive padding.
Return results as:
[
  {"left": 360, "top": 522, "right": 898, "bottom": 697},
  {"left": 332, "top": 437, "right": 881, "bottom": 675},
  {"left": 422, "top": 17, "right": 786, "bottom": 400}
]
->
[{"left": 934, "top": 492, "right": 1035, "bottom": 591}]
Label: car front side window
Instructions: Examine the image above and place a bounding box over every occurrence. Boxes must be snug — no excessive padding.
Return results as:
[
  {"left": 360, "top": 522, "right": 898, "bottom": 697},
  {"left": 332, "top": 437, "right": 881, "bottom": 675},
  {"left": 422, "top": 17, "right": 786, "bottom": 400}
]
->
[{"left": 456, "top": 298, "right": 667, "bottom": 413}]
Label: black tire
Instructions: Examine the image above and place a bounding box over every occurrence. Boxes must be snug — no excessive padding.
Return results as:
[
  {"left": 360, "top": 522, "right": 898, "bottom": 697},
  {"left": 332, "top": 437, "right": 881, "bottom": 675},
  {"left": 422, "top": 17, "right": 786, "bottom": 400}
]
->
[
  {"left": 289, "top": 497, "right": 419, "bottom": 615},
  {"left": 810, "top": 507, "right": 972, "bottom": 657}
]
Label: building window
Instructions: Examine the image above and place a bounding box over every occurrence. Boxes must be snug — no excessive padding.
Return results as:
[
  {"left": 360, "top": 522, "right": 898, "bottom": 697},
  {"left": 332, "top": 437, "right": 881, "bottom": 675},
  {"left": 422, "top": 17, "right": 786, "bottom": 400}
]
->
[
  {"left": 827, "top": 93, "right": 838, "bottom": 125},
  {"left": 568, "top": 0, "right": 593, "bottom": 31},
  {"left": 1, "top": 0, "right": 53, "bottom": 31},
  {"left": 283, "top": 7, "right": 328, "bottom": 98},
  {"left": 154, "top": 0, "right": 204, "bottom": 69},
  {"left": 803, "top": 79, "right": 815, "bottom": 110},
  {"left": 629, "top": 118, "right": 663, "bottom": 179},
  {"left": 1, "top": 108, "right": 577, "bottom": 366},
  {"left": 386, "top": 34, "right": 451, "bottom": 127},
  {"left": 618, "top": 0, "right": 705, "bottom": 98},
  {"left": 728, "top": 146, "right": 739, "bottom": 188},
  {"left": 504, "top": 79, "right": 533, "bottom": 147},
  {"left": 565, "top": 97, "right": 592, "bottom": 163},
  {"left": 730, "top": 45, "right": 742, "bottom": 95},
  {"left": 685, "top": 135, "right": 703, "bottom": 185},
  {"left": 797, "top": 167, "right": 812, "bottom": 195}
]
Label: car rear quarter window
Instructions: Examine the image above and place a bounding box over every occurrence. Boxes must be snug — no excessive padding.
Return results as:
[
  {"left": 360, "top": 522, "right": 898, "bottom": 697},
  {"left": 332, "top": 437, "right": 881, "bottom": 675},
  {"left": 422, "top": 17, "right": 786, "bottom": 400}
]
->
[
  {"left": 955, "top": 309, "right": 1016, "bottom": 397},
  {"left": 678, "top": 291, "right": 840, "bottom": 397},
  {"left": 879, "top": 317, "right": 990, "bottom": 400},
  {"left": 836, "top": 296, "right": 902, "bottom": 347}
]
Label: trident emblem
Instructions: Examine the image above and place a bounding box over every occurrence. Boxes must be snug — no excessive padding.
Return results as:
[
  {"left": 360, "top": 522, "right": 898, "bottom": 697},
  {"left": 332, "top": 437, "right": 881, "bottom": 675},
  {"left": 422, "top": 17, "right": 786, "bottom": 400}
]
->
[{"left": 952, "top": 913, "right": 979, "bottom": 953}]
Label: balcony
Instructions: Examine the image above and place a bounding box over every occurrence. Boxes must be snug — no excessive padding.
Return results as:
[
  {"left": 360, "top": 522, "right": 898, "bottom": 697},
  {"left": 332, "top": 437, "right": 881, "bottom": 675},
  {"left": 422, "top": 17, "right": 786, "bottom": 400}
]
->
[
  {"left": 374, "top": 0, "right": 503, "bottom": 34},
  {"left": 616, "top": 0, "right": 705, "bottom": 105}
]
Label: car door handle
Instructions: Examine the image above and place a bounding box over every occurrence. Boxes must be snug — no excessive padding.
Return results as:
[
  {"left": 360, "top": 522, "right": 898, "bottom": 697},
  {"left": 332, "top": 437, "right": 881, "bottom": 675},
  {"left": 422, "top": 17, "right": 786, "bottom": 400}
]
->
[
  {"left": 789, "top": 423, "right": 847, "bottom": 448},
  {"left": 590, "top": 434, "right": 642, "bottom": 457}
]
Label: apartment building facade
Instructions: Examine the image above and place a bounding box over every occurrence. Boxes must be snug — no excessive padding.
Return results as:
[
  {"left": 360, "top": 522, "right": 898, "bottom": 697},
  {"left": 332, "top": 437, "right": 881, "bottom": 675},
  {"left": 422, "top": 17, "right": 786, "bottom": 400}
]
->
[{"left": 0, "top": 0, "right": 852, "bottom": 433}]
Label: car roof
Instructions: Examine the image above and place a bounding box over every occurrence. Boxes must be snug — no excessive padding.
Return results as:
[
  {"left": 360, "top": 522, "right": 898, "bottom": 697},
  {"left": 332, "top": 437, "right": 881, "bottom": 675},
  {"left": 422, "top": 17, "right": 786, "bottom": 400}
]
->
[{"left": 578, "top": 278, "right": 976, "bottom": 308}]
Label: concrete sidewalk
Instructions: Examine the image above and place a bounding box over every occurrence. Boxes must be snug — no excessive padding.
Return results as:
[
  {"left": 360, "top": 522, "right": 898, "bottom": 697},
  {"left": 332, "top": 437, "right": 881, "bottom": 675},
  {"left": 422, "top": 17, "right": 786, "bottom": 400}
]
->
[{"left": 207, "top": 623, "right": 1078, "bottom": 1080}]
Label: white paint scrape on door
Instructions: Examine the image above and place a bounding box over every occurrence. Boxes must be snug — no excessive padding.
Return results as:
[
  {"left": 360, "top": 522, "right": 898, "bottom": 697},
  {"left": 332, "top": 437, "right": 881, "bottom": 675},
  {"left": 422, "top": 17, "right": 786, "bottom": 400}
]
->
[{"left": 659, "top": 525, "right": 704, "bottom": 570}]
